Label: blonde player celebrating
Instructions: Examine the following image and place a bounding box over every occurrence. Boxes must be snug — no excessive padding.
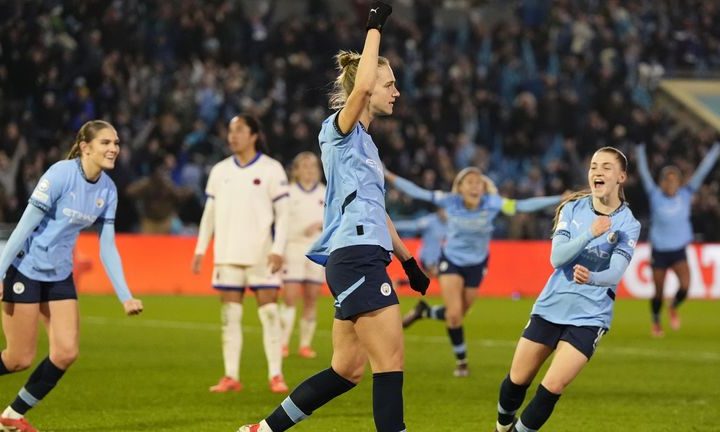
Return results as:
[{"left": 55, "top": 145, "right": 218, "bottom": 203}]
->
[
  {"left": 192, "top": 114, "right": 290, "bottom": 394},
  {"left": 279, "top": 152, "right": 326, "bottom": 359}
]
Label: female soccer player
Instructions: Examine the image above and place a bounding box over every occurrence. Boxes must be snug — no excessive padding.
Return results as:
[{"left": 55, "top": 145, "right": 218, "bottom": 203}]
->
[
  {"left": 0, "top": 120, "right": 143, "bottom": 432},
  {"left": 492, "top": 147, "right": 640, "bottom": 432},
  {"left": 636, "top": 142, "right": 720, "bottom": 336},
  {"left": 279, "top": 152, "right": 326, "bottom": 359},
  {"left": 192, "top": 114, "right": 290, "bottom": 394},
  {"left": 238, "top": 3, "right": 429, "bottom": 431},
  {"left": 386, "top": 169, "right": 561, "bottom": 376}
]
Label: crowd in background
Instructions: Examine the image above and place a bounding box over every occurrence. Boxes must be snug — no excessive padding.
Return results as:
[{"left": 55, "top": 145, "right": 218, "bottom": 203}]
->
[{"left": 1, "top": 0, "right": 719, "bottom": 240}]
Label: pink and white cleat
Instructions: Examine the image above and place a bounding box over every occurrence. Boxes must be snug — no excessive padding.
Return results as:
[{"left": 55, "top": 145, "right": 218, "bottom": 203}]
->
[
  {"left": 269, "top": 375, "right": 289, "bottom": 393},
  {"left": 669, "top": 308, "right": 681, "bottom": 330},
  {"left": 237, "top": 424, "right": 261, "bottom": 432},
  {"left": 0, "top": 417, "right": 38, "bottom": 432},
  {"left": 209, "top": 376, "right": 243, "bottom": 393},
  {"left": 282, "top": 345, "right": 289, "bottom": 358},
  {"left": 651, "top": 322, "right": 665, "bottom": 338},
  {"left": 298, "top": 346, "right": 317, "bottom": 359}
]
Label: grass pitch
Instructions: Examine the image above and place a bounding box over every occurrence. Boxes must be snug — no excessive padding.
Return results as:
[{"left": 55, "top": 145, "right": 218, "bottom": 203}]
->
[{"left": 1, "top": 295, "right": 718, "bottom": 431}]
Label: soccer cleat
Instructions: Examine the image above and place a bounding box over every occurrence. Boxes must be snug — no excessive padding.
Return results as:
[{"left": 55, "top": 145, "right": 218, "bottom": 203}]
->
[
  {"left": 269, "top": 375, "right": 289, "bottom": 393},
  {"left": 237, "top": 424, "right": 260, "bottom": 432},
  {"left": 0, "top": 417, "right": 38, "bottom": 432},
  {"left": 651, "top": 323, "right": 665, "bottom": 338},
  {"left": 402, "top": 300, "right": 430, "bottom": 328},
  {"left": 282, "top": 345, "right": 289, "bottom": 358},
  {"left": 494, "top": 418, "right": 517, "bottom": 432},
  {"left": 209, "top": 376, "right": 243, "bottom": 393},
  {"left": 298, "top": 346, "right": 317, "bottom": 359},
  {"left": 669, "top": 308, "right": 681, "bottom": 330},
  {"left": 453, "top": 361, "right": 469, "bottom": 377}
]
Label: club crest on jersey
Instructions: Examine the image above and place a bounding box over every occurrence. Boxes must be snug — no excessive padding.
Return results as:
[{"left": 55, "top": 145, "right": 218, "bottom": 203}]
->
[
  {"left": 96, "top": 198, "right": 105, "bottom": 208},
  {"left": 380, "top": 283, "right": 392, "bottom": 296},
  {"left": 38, "top": 179, "right": 50, "bottom": 192},
  {"left": 253, "top": 178, "right": 261, "bottom": 185}
]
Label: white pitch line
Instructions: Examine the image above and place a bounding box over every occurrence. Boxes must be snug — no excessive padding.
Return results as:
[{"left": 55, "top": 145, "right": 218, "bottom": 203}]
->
[{"left": 84, "top": 316, "right": 720, "bottom": 363}]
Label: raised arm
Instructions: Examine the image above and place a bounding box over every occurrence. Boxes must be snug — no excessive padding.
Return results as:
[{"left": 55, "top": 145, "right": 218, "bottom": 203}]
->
[
  {"left": 635, "top": 143, "right": 657, "bottom": 193},
  {"left": 387, "top": 173, "right": 445, "bottom": 204},
  {"left": 336, "top": 2, "right": 392, "bottom": 134},
  {"left": 687, "top": 142, "right": 720, "bottom": 192},
  {"left": 502, "top": 195, "right": 563, "bottom": 216}
]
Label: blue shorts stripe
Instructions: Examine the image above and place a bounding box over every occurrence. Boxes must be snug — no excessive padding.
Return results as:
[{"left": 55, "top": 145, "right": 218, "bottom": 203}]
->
[
  {"left": 281, "top": 396, "right": 308, "bottom": 423},
  {"left": 19, "top": 387, "right": 39, "bottom": 407},
  {"left": 335, "top": 276, "right": 365, "bottom": 306},
  {"left": 213, "top": 285, "right": 245, "bottom": 291}
]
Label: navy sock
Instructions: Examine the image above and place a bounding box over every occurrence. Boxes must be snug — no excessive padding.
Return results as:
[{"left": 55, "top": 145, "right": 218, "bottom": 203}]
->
[
  {"left": 0, "top": 353, "right": 10, "bottom": 376},
  {"left": 650, "top": 298, "right": 662, "bottom": 324},
  {"left": 497, "top": 374, "right": 530, "bottom": 426},
  {"left": 429, "top": 305, "right": 445, "bottom": 320},
  {"left": 518, "top": 384, "right": 561, "bottom": 431},
  {"left": 265, "top": 367, "right": 355, "bottom": 431},
  {"left": 11, "top": 357, "right": 65, "bottom": 415},
  {"left": 373, "top": 371, "right": 405, "bottom": 432},
  {"left": 447, "top": 326, "right": 466, "bottom": 361},
  {"left": 672, "top": 289, "right": 688, "bottom": 309}
]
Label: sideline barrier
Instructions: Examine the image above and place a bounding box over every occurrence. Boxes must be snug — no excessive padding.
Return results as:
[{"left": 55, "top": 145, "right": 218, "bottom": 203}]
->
[{"left": 72, "top": 234, "right": 720, "bottom": 299}]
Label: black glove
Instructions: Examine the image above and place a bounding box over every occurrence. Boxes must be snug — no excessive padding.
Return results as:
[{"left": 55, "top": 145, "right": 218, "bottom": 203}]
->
[
  {"left": 366, "top": 1, "right": 393, "bottom": 33},
  {"left": 402, "top": 257, "right": 429, "bottom": 295}
]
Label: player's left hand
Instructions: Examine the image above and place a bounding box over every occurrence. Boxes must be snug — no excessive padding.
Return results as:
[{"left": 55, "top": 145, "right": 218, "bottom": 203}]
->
[
  {"left": 573, "top": 264, "right": 590, "bottom": 284},
  {"left": 268, "top": 254, "right": 283, "bottom": 273},
  {"left": 123, "top": 298, "right": 144, "bottom": 316},
  {"left": 402, "top": 257, "right": 430, "bottom": 295}
]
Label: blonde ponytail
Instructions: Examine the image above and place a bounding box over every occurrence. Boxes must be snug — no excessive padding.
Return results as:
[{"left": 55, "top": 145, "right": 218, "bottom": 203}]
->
[{"left": 328, "top": 50, "right": 389, "bottom": 110}]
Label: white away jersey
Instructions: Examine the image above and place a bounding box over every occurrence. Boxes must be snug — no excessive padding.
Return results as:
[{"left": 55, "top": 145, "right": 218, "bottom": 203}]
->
[{"left": 287, "top": 182, "right": 326, "bottom": 245}]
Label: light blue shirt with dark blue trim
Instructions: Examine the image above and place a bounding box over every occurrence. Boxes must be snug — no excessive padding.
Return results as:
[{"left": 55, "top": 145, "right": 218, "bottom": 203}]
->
[
  {"left": 17, "top": 159, "right": 118, "bottom": 281},
  {"left": 532, "top": 197, "right": 641, "bottom": 328},
  {"left": 307, "top": 112, "right": 392, "bottom": 266}
]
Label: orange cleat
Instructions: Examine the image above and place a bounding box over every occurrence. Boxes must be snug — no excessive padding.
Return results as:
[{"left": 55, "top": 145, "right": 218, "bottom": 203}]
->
[
  {"left": 0, "top": 417, "right": 38, "bottom": 432},
  {"left": 282, "top": 345, "right": 289, "bottom": 358},
  {"left": 209, "top": 376, "right": 243, "bottom": 393},
  {"left": 669, "top": 308, "right": 681, "bottom": 330},
  {"left": 269, "top": 375, "right": 289, "bottom": 393},
  {"left": 236, "top": 424, "right": 260, "bottom": 432},
  {"left": 298, "top": 346, "right": 317, "bottom": 359}
]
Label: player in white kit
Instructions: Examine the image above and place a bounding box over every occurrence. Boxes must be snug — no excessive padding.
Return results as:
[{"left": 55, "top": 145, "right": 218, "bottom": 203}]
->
[
  {"left": 192, "top": 114, "right": 290, "bottom": 394},
  {"left": 279, "top": 152, "right": 326, "bottom": 359}
]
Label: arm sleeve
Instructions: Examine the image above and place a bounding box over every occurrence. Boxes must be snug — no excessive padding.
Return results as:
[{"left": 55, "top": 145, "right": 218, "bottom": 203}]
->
[
  {"left": 194, "top": 197, "right": 215, "bottom": 255},
  {"left": 588, "top": 220, "right": 641, "bottom": 285},
  {"left": 549, "top": 202, "right": 595, "bottom": 268},
  {"left": 393, "top": 176, "right": 448, "bottom": 203},
  {"left": 635, "top": 143, "right": 657, "bottom": 193},
  {"left": 391, "top": 219, "right": 422, "bottom": 235},
  {"left": 99, "top": 223, "right": 133, "bottom": 303},
  {"left": 270, "top": 165, "right": 290, "bottom": 256},
  {"left": 0, "top": 205, "right": 45, "bottom": 277},
  {"left": 687, "top": 142, "right": 720, "bottom": 192},
  {"left": 503, "top": 195, "right": 562, "bottom": 215}
]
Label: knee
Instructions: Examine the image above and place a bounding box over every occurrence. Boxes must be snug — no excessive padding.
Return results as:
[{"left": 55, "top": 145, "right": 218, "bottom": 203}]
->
[
  {"left": 540, "top": 377, "right": 567, "bottom": 395},
  {"left": 445, "top": 313, "right": 463, "bottom": 328},
  {"left": 332, "top": 363, "right": 365, "bottom": 384},
  {"left": 50, "top": 347, "right": 79, "bottom": 369},
  {"left": 3, "top": 352, "right": 35, "bottom": 372}
]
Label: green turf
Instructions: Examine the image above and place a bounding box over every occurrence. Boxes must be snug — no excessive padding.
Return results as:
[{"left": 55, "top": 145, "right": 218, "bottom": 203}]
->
[{"left": 1, "top": 295, "right": 719, "bottom": 431}]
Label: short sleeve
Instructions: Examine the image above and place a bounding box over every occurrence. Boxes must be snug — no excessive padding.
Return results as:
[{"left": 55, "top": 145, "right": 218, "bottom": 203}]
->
[
  {"left": 613, "top": 219, "right": 641, "bottom": 262},
  {"left": 553, "top": 202, "right": 573, "bottom": 239},
  {"left": 29, "top": 162, "right": 68, "bottom": 212},
  {"left": 320, "top": 112, "right": 354, "bottom": 147},
  {"left": 205, "top": 165, "right": 218, "bottom": 198},
  {"left": 270, "top": 162, "right": 289, "bottom": 202},
  {"left": 98, "top": 184, "right": 118, "bottom": 225}
]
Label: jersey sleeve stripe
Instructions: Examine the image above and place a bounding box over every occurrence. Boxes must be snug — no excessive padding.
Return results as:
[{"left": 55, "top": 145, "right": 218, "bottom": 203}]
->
[
  {"left": 28, "top": 199, "right": 50, "bottom": 213},
  {"left": 272, "top": 193, "right": 289, "bottom": 202},
  {"left": 613, "top": 248, "right": 632, "bottom": 261},
  {"left": 553, "top": 229, "right": 571, "bottom": 239}
]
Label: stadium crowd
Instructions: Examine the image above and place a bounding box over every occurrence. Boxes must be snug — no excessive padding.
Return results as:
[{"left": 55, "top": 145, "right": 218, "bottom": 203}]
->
[{"left": 1, "top": 0, "right": 719, "bottom": 239}]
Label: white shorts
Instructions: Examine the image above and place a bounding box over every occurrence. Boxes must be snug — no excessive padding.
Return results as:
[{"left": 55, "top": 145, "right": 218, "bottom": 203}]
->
[
  {"left": 212, "top": 262, "right": 281, "bottom": 292},
  {"left": 283, "top": 242, "right": 324, "bottom": 284}
]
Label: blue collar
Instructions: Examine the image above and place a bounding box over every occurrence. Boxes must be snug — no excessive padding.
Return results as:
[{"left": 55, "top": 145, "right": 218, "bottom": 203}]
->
[{"left": 233, "top": 152, "right": 261, "bottom": 168}]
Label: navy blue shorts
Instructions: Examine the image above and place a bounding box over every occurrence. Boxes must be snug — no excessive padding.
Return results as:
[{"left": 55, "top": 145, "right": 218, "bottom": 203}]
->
[
  {"left": 522, "top": 315, "right": 607, "bottom": 360},
  {"left": 651, "top": 247, "right": 687, "bottom": 269},
  {"left": 325, "top": 245, "right": 398, "bottom": 320},
  {"left": 437, "top": 253, "right": 489, "bottom": 288},
  {"left": 2, "top": 266, "right": 77, "bottom": 303}
]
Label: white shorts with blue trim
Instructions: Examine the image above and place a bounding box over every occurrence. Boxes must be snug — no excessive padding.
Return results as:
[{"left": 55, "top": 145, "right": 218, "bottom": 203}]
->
[{"left": 212, "top": 262, "right": 281, "bottom": 291}]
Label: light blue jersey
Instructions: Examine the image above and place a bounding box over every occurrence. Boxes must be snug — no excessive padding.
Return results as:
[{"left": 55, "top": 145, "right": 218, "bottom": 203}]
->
[
  {"left": 393, "top": 213, "right": 447, "bottom": 267},
  {"left": 532, "top": 197, "right": 641, "bottom": 328},
  {"left": 16, "top": 159, "right": 118, "bottom": 281},
  {"left": 392, "top": 177, "right": 561, "bottom": 266},
  {"left": 307, "top": 112, "right": 391, "bottom": 265},
  {"left": 636, "top": 143, "right": 720, "bottom": 251}
]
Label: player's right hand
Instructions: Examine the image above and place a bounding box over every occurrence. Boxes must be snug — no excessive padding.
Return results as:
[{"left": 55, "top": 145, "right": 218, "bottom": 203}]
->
[
  {"left": 590, "top": 216, "right": 611, "bottom": 237},
  {"left": 366, "top": 1, "right": 392, "bottom": 33},
  {"left": 191, "top": 254, "right": 203, "bottom": 274}
]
